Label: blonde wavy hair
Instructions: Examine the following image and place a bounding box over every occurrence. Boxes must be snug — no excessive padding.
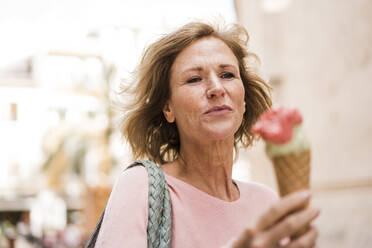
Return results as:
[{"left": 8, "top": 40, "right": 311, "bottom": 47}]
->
[{"left": 121, "top": 21, "right": 272, "bottom": 164}]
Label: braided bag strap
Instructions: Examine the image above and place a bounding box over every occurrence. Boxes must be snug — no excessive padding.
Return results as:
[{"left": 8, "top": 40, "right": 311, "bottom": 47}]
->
[
  {"left": 84, "top": 160, "right": 172, "bottom": 248},
  {"left": 128, "top": 160, "right": 172, "bottom": 248}
]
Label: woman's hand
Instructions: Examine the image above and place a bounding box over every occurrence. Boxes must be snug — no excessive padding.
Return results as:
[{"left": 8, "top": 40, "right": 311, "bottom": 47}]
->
[{"left": 232, "top": 190, "right": 320, "bottom": 248}]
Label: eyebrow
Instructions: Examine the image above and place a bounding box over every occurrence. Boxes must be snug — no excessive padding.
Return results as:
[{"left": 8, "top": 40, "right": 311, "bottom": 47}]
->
[
  {"left": 181, "top": 64, "right": 237, "bottom": 75},
  {"left": 219, "top": 64, "right": 236, "bottom": 69}
]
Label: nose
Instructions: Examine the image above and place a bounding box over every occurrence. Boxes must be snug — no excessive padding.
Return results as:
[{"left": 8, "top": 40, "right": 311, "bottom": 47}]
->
[{"left": 207, "top": 76, "right": 225, "bottom": 99}]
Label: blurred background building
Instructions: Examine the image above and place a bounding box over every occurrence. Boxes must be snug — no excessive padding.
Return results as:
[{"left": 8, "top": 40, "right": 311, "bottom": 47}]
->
[
  {"left": 235, "top": 0, "right": 372, "bottom": 247},
  {"left": 0, "top": 0, "right": 371, "bottom": 247}
]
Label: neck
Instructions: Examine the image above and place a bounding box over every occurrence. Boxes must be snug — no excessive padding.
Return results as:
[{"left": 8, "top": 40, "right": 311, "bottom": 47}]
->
[{"left": 163, "top": 136, "right": 239, "bottom": 202}]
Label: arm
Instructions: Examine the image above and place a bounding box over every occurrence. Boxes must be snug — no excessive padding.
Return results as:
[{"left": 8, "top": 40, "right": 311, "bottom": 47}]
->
[{"left": 95, "top": 166, "right": 149, "bottom": 248}]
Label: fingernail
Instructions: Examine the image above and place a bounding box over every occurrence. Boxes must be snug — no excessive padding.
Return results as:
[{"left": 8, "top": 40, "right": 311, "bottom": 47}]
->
[
  {"left": 315, "top": 208, "right": 321, "bottom": 215},
  {"left": 301, "top": 190, "right": 311, "bottom": 199}
]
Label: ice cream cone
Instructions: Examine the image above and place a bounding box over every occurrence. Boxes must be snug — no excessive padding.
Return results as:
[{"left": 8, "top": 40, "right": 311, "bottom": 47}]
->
[
  {"left": 252, "top": 106, "right": 312, "bottom": 238},
  {"left": 272, "top": 150, "right": 311, "bottom": 197}
]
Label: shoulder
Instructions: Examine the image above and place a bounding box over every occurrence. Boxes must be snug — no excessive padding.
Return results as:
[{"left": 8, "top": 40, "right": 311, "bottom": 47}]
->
[
  {"left": 108, "top": 165, "right": 149, "bottom": 205},
  {"left": 235, "top": 180, "right": 279, "bottom": 204},
  {"left": 100, "top": 165, "right": 149, "bottom": 233},
  {"left": 96, "top": 165, "right": 149, "bottom": 246},
  {"left": 115, "top": 164, "right": 149, "bottom": 189},
  {"left": 104, "top": 164, "right": 150, "bottom": 216}
]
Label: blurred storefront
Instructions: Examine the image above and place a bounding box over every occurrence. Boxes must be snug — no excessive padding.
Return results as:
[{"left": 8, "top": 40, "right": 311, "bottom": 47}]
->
[{"left": 0, "top": 1, "right": 237, "bottom": 247}]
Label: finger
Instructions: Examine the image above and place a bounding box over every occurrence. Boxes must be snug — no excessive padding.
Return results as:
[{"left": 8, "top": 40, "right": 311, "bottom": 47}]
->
[
  {"left": 285, "top": 226, "right": 318, "bottom": 248},
  {"left": 278, "top": 237, "right": 290, "bottom": 247},
  {"left": 256, "top": 190, "right": 311, "bottom": 231},
  {"left": 267, "top": 207, "right": 320, "bottom": 244},
  {"left": 231, "top": 227, "right": 255, "bottom": 248}
]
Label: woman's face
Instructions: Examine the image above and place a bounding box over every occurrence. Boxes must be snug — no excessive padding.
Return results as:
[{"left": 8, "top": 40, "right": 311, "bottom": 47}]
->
[{"left": 163, "top": 37, "right": 245, "bottom": 144}]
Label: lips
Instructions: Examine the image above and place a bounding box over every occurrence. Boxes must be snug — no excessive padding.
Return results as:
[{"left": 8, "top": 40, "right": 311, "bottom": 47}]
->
[{"left": 204, "top": 105, "right": 232, "bottom": 114}]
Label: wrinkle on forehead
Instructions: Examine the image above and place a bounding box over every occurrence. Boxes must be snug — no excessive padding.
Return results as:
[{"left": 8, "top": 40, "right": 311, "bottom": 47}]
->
[{"left": 170, "top": 37, "right": 239, "bottom": 82}]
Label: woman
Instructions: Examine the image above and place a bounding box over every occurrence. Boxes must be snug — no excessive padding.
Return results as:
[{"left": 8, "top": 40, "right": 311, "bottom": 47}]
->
[{"left": 96, "top": 22, "right": 319, "bottom": 247}]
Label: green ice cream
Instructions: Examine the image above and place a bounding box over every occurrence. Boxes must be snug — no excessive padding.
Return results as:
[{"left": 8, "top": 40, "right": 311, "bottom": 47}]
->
[{"left": 265, "top": 125, "right": 310, "bottom": 158}]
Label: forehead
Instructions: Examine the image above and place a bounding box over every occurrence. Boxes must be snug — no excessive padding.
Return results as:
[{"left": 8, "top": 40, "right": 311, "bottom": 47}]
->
[{"left": 171, "top": 36, "right": 239, "bottom": 74}]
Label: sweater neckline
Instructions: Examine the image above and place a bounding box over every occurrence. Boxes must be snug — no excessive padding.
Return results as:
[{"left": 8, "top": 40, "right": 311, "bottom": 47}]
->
[{"left": 164, "top": 172, "right": 242, "bottom": 204}]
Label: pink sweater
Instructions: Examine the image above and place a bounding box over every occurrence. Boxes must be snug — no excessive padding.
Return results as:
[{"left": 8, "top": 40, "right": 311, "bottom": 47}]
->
[{"left": 96, "top": 166, "right": 278, "bottom": 247}]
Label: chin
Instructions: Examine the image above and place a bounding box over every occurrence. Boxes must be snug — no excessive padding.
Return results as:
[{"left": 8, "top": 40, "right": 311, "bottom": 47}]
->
[{"left": 202, "top": 125, "right": 237, "bottom": 141}]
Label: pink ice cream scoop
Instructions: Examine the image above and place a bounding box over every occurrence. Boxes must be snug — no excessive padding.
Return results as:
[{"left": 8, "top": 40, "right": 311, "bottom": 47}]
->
[{"left": 252, "top": 105, "right": 303, "bottom": 145}]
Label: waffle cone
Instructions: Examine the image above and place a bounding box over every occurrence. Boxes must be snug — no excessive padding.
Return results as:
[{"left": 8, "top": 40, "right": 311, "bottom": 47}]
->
[
  {"left": 271, "top": 149, "right": 311, "bottom": 238},
  {"left": 271, "top": 150, "right": 311, "bottom": 196}
]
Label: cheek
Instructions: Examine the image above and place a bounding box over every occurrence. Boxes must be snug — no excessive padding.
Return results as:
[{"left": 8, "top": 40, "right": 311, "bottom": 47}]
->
[
  {"left": 171, "top": 91, "right": 201, "bottom": 120},
  {"left": 178, "top": 86, "right": 202, "bottom": 105}
]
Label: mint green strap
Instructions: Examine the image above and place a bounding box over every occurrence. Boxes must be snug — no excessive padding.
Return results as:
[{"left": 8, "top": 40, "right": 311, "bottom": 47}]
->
[{"left": 129, "top": 160, "right": 172, "bottom": 248}]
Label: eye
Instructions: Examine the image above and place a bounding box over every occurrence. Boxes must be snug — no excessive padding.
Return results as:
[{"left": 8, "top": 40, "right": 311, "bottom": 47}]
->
[
  {"left": 221, "top": 72, "right": 235, "bottom": 79},
  {"left": 186, "top": 77, "right": 202, "bottom": 83}
]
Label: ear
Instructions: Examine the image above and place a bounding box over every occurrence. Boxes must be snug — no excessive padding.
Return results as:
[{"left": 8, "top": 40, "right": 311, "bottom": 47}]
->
[{"left": 163, "top": 101, "right": 175, "bottom": 123}]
